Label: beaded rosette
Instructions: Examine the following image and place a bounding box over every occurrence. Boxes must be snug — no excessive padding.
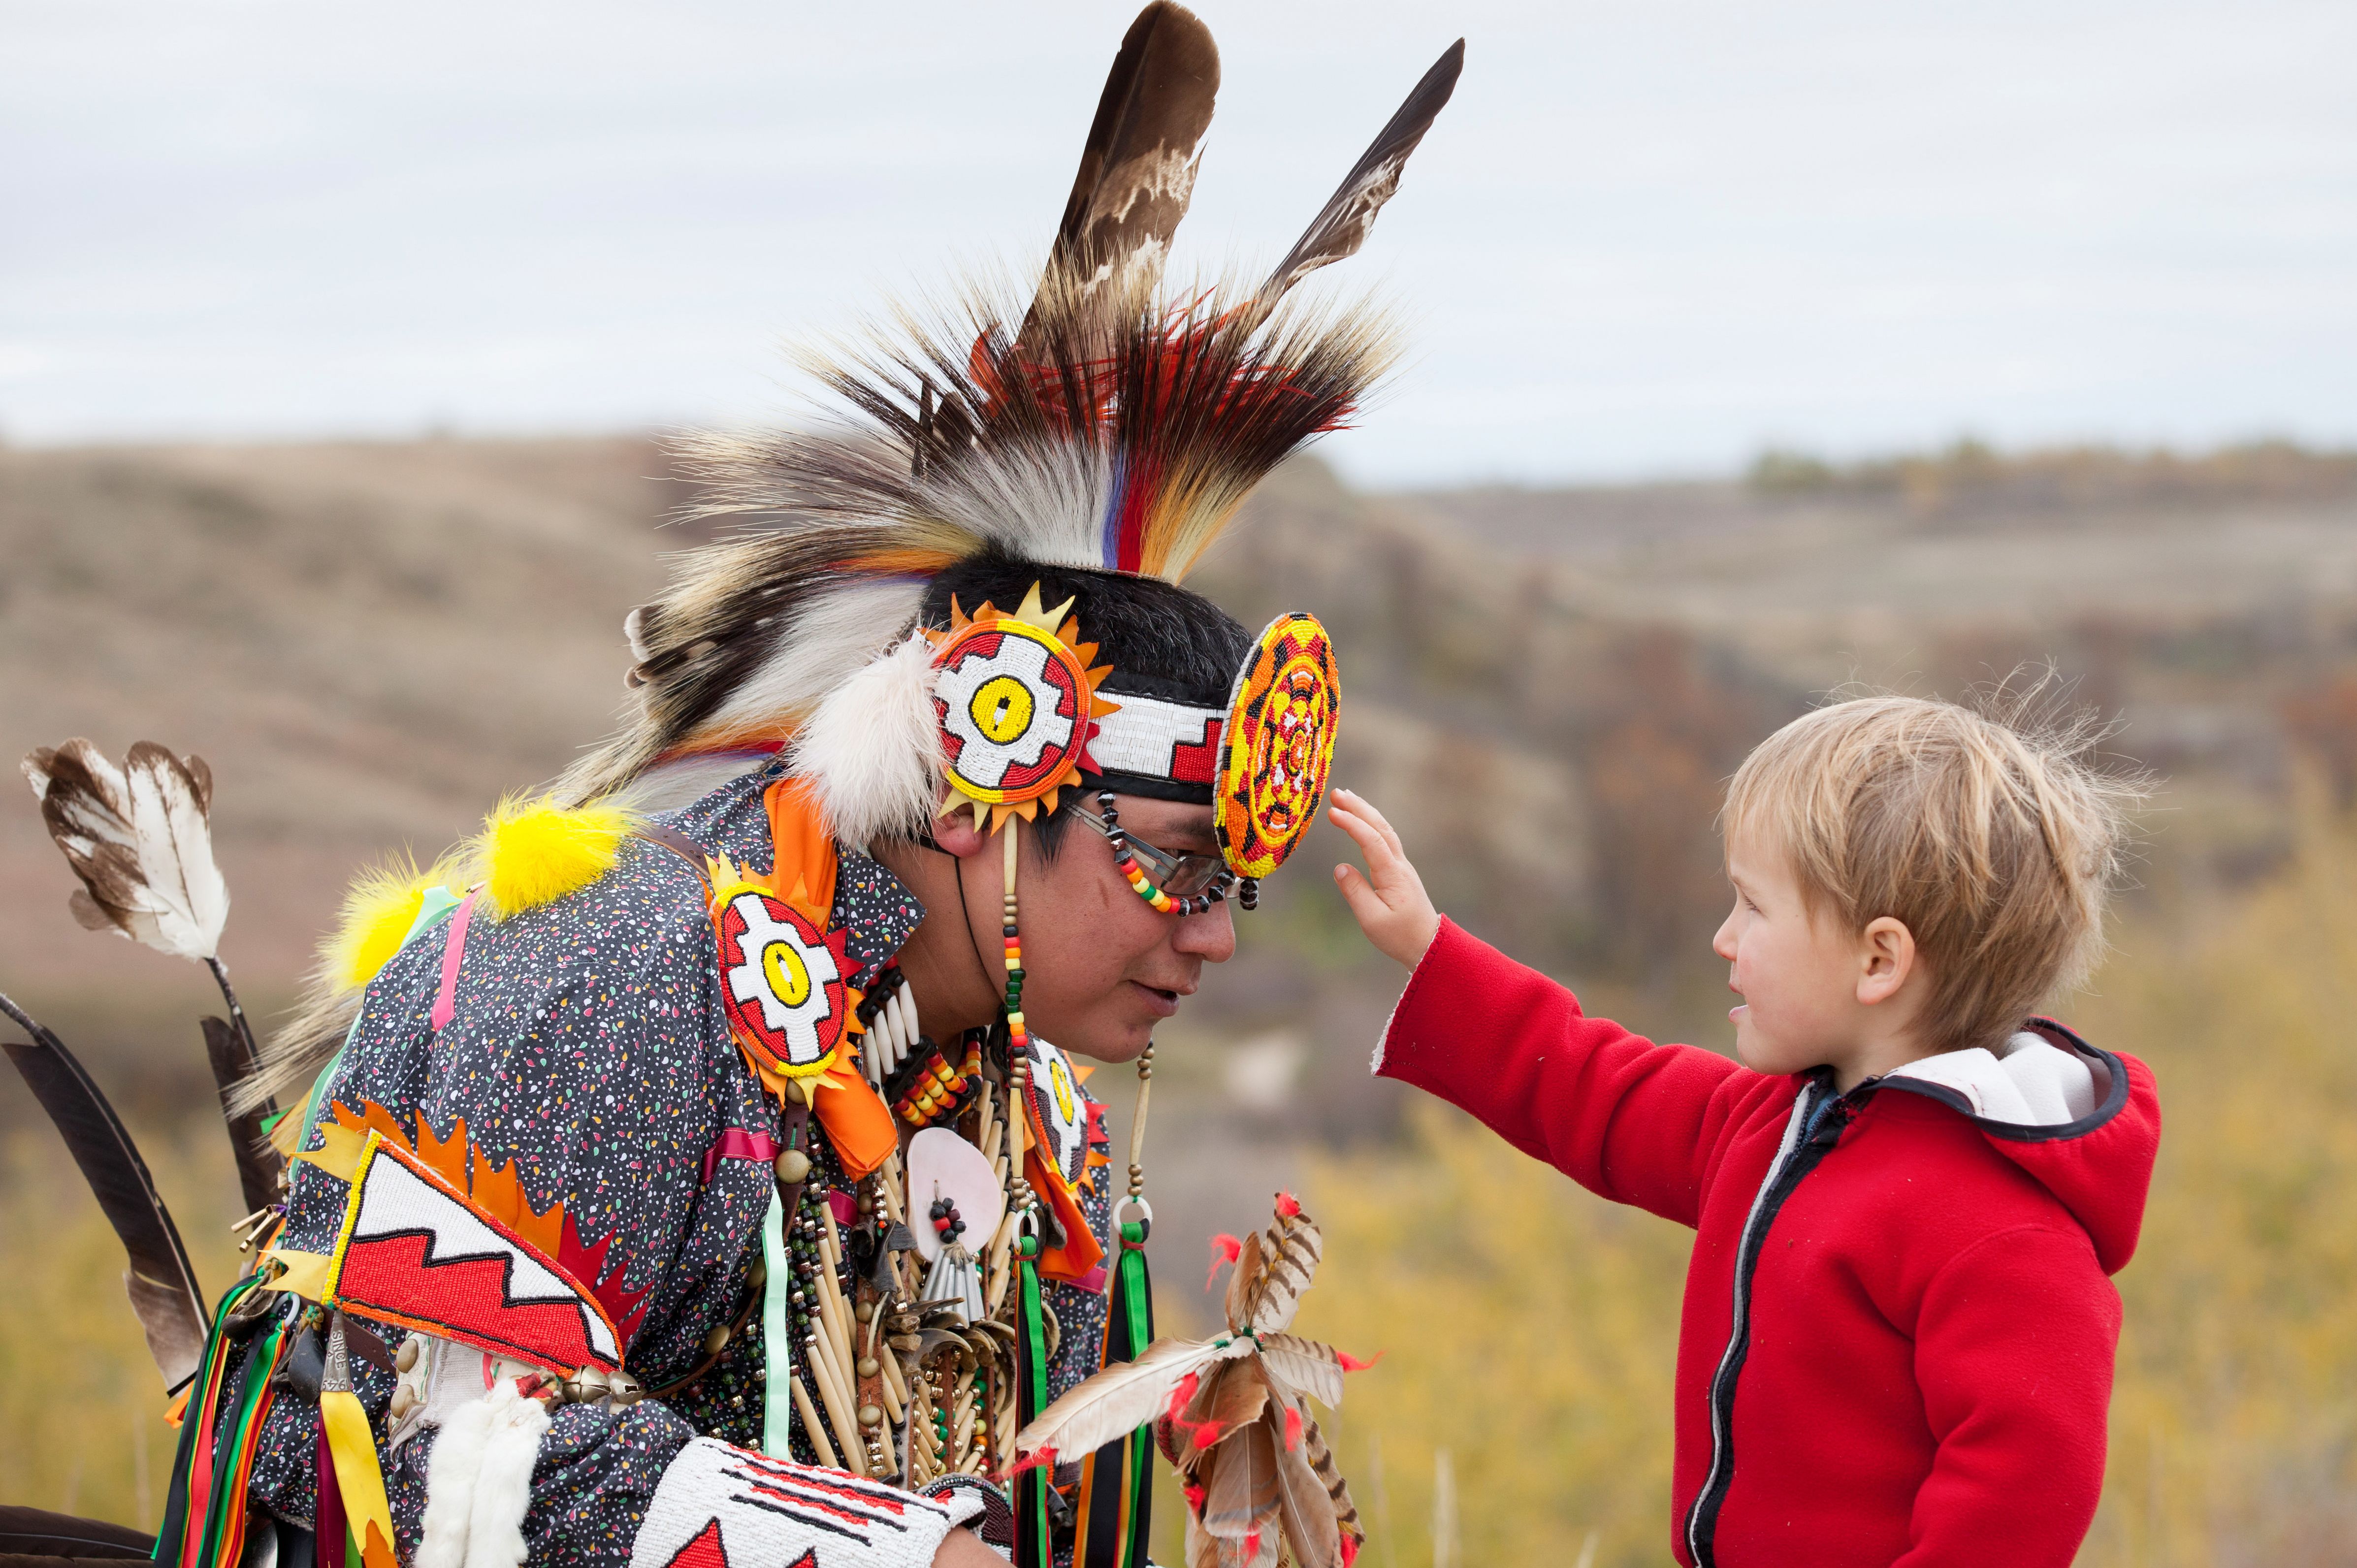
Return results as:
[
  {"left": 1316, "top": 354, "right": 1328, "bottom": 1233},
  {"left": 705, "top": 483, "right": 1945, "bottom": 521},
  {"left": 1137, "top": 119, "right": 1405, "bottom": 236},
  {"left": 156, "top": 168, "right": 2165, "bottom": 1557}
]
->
[
  {"left": 706, "top": 853, "right": 862, "bottom": 1084},
  {"left": 1215, "top": 612, "right": 1341, "bottom": 881},
  {"left": 925, "top": 585, "right": 1119, "bottom": 832}
]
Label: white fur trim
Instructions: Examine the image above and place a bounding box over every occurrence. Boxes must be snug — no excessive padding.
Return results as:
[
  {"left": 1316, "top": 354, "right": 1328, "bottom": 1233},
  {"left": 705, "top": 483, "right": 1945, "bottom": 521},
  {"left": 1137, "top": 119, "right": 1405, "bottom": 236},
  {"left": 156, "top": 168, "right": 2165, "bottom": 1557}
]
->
[
  {"left": 628, "top": 1436, "right": 982, "bottom": 1568},
  {"left": 416, "top": 1393, "right": 493, "bottom": 1568},
  {"left": 419, "top": 1380, "right": 551, "bottom": 1568},
  {"left": 467, "top": 1382, "right": 549, "bottom": 1568},
  {"left": 790, "top": 631, "right": 944, "bottom": 849},
  {"left": 697, "top": 578, "right": 927, "bottom": 742}
]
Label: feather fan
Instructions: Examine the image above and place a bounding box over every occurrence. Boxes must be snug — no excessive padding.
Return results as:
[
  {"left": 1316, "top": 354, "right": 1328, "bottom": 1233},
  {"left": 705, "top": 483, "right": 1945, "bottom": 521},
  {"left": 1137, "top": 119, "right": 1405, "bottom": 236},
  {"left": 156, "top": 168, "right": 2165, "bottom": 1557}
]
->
[
  {"left": 25, "top": 739, "right": 226, "bottom": 961},
  {"left": 1017, "top": 1194, "right": 1370, "bottom": 1568},
  {"left": 24, "top": 737, "right": 283, "bottom": 1181},
  {"left": 0, "top": 988, "right": 207, "bottom": 1389}
]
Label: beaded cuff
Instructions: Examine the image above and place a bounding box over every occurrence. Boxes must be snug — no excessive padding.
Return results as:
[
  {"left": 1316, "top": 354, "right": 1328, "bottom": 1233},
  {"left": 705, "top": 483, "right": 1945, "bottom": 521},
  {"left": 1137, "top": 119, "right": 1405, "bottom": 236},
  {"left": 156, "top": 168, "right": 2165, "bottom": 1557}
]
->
[{"left": 629, "top": 1438, "right": 984, "bottom": 1568}]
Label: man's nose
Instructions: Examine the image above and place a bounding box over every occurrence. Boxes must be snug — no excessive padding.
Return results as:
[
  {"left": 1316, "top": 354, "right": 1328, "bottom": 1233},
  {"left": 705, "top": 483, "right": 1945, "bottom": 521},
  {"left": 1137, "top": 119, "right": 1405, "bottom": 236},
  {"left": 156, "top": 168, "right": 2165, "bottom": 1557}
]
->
[{"left": 1173, "top": 899, "right": 1237, "bottom": 963}]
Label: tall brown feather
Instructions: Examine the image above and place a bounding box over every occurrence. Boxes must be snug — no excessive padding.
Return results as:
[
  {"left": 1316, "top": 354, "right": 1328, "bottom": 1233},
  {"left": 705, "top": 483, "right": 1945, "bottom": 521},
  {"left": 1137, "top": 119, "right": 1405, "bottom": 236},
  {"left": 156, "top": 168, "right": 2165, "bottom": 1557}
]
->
[
  {"left": 1029, "top": 1, "right": 1220, "bottom": 330},
  {"left": 1259, "top": 39, "right": 1465, "bottom": 306},
  {"left": 1, "top": 989, "right": 207, "bottom": 1389}
]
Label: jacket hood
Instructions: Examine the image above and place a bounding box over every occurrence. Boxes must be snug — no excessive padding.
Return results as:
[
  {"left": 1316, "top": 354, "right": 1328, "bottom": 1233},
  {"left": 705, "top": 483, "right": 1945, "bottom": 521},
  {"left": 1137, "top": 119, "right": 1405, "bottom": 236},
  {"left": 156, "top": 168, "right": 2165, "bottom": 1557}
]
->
[{"left": 1880, "top": 1019, "right": 2160, "bottom": 1274}]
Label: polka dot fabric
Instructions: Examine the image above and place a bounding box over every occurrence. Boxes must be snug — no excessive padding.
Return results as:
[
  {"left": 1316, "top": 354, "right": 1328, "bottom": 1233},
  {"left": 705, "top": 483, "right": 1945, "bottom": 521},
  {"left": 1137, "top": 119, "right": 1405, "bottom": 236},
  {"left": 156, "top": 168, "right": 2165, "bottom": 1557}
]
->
[{"left": 238, "top": 760, "right": 927, "bottom": 1568}]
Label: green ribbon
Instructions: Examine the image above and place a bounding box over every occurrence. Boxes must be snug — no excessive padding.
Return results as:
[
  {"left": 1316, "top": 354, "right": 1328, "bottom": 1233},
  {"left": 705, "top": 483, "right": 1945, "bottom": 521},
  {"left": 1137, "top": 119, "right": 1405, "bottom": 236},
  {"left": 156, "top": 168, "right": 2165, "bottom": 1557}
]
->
[
  {"left": 1017, "top": 1242, "right": 1052, "bottom": 1568},
  {"left": 152, "top": 1274, "right": 271, "bottom": 1566},
  {"left": 1115, "top": 1221, "right": 1154, "bottom": 1568},
  {"left": 760, "top": 1188, "right": 794, "bottom": 1458}
]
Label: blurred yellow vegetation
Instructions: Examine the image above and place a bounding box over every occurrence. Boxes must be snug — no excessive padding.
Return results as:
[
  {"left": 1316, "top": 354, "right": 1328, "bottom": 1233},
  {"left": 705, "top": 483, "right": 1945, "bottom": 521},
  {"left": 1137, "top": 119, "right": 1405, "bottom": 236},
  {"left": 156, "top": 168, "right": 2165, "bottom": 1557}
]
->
[
  {"left": 0, "top": 1124, "right": 240, "bottom": 1526},
  {"left": 1282, "top": 805, "right": 2357, "bottom": 1567}
]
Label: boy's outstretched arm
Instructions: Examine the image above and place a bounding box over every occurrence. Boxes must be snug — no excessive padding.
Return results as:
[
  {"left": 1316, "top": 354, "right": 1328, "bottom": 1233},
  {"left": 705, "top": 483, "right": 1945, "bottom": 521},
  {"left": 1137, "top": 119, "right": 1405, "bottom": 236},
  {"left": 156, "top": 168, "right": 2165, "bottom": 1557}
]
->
[{"left": 1329, "top": 790, "right": 1756, "bottom": 1228}]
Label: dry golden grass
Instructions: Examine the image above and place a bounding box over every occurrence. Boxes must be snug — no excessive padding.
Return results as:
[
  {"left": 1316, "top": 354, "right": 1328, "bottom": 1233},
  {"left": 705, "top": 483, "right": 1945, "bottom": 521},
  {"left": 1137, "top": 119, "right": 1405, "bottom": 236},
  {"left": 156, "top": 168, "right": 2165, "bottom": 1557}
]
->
[{"left": 0, "top": 1121, "right": 243, "bottom": 1525}]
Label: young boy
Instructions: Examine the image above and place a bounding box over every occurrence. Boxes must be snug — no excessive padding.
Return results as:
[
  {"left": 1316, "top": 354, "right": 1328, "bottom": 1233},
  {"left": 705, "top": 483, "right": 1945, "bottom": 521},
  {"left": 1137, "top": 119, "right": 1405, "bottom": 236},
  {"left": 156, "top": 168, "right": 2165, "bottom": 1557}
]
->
[{"left": 1328, "top": 695, "right": 2159, "bottom": 1568}]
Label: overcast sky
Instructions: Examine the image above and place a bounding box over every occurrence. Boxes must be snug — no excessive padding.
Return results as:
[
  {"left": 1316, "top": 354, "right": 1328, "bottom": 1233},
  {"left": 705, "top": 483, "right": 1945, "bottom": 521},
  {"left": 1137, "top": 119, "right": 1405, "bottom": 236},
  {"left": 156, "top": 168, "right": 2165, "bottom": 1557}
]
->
[{"left": 5, "top": 0, "right": 2353, "bottom": 485}]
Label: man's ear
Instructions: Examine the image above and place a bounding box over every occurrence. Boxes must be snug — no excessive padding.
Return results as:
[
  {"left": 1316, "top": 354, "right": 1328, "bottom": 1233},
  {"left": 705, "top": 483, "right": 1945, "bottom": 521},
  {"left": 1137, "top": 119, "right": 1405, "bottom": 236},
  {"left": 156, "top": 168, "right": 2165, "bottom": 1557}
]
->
[
  {"left": 930, "top": 797, "right": 990, "bottom": 860},
  {"left": 1856, "top": 916, "right": 1917, "bottom": 1007}
]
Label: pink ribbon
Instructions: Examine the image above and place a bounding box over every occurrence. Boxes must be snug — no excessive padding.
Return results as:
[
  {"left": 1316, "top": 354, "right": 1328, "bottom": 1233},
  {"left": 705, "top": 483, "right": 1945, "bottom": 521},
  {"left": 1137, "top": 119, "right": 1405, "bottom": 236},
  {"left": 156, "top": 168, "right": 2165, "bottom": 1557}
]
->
[
  {"left": 429, "top": 892, "right": 478, "bottom": 1034},
  {"left": 702, "top": 1127, "right": 782, "bottom": 1185}
]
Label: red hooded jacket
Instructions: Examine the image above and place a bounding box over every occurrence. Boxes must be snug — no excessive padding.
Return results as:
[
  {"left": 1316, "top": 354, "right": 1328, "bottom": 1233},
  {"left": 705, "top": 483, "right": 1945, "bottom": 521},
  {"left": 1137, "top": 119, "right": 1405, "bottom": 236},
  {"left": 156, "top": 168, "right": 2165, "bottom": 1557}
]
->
[{"left": 1375, "top": 920, "right": 2161, "bottom": 1568}]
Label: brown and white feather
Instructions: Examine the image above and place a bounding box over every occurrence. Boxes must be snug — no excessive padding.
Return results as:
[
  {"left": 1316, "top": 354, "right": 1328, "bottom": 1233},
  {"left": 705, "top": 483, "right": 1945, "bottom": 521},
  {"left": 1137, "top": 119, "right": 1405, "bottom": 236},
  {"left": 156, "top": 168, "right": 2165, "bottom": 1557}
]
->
[{"left": 1260, "top": 39, "right": 1465, "bottom": 308}]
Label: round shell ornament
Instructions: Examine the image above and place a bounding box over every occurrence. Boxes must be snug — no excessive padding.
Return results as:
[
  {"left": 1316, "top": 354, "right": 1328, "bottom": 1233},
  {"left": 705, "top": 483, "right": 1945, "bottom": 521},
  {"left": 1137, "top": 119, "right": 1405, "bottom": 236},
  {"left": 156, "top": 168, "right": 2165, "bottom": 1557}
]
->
[
  {"left": 1022, "top": 1037, "right": 1091, "bottom": 1189},
  {"left": 1214, "top": 612, "right": 1341, "bottom": 880},
  {"left": 926, "top": 584, "right": 1118, "bottom": 830},
  {"left": 713, "top": 887, "right": 852, "bottom": 1079},
  {"left": 905, "top": 1126, "right": 1007, "bottom": 1265}
]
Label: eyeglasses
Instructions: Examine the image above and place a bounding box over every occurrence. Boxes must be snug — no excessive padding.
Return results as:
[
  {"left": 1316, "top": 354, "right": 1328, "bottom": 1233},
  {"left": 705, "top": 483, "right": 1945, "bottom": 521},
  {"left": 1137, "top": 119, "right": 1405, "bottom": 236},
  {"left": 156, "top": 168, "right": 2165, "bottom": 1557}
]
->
[{"left": 1068, "top": 801, "right": 1235, "bottom": 900}]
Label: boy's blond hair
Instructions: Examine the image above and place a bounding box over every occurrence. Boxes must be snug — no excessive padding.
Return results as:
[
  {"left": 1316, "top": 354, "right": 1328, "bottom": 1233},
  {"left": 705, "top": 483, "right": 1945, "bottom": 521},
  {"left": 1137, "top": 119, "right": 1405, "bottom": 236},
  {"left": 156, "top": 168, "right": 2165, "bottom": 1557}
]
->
[{"left": 1721, "top": 689, "right": 2141, "bottom": 1056}]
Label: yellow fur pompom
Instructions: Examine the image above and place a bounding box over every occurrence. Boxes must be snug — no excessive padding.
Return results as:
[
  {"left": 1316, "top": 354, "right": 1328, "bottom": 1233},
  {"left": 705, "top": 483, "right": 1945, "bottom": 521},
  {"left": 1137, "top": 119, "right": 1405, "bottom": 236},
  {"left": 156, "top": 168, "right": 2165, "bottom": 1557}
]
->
[
  {"left": 475, "top": 796, "right": 637, "bottom": 919},
  {"left": 324, "top": 856, "right": 457, "bottom": 992}
]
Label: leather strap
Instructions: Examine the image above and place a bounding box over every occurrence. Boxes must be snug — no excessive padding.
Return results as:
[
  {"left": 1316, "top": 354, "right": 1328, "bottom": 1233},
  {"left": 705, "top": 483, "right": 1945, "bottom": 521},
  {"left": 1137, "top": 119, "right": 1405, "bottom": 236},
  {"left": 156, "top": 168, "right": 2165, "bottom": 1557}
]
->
[{"left": 637, "top": 822, "right": 714, "bottom": 877}]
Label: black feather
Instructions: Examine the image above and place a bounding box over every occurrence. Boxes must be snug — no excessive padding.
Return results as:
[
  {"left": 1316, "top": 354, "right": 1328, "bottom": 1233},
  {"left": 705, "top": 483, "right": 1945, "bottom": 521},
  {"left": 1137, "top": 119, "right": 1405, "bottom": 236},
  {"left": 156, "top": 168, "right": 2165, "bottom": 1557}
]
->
[
  {"left": 1, "top": 988, "right": 207, "bottom": 1389},
  {"left": 202, "top": 1016, "right": 284, "bottom": 1215},
  {"left": 1033, "top": 2, "right": 1220, "bottom": 320},
  {"left": 1260, "top": 38, "right": 1465, "bottom": 304}
]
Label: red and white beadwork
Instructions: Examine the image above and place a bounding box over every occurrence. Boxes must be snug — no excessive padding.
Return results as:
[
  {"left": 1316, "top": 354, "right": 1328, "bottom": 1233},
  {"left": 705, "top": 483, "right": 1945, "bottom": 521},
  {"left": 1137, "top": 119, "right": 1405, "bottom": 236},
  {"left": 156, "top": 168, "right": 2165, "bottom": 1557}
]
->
[
  {"left": 1087, "top": 693, "right": 1223, "bottom": 788},
  {"left": 627, "top": 1438, "right": 983, "bottom": 1568},
  {"left": 932, "top": 620, "right": 1091, "bottom": 804},
  {"left": 715, "top": 890, "right": 850, "bottom": 1078}
]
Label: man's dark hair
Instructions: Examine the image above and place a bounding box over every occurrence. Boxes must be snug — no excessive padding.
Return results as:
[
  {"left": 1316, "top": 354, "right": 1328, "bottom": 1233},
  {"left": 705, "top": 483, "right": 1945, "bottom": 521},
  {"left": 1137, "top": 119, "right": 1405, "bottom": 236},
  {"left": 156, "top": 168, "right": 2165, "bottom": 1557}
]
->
[
  {"left": 919, "top": 549, "right": 1248, "bottom": 855},
  {"left": 920, "top": 550, "right": 1250, "bottom": 703}
]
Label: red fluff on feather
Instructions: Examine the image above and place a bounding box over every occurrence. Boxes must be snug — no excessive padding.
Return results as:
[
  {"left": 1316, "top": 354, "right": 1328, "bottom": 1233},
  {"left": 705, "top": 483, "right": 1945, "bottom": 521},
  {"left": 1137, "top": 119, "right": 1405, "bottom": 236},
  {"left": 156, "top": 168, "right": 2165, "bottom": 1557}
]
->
[{"left": 1206, "top": 1232, "right": 1243, "bottom": 1289}]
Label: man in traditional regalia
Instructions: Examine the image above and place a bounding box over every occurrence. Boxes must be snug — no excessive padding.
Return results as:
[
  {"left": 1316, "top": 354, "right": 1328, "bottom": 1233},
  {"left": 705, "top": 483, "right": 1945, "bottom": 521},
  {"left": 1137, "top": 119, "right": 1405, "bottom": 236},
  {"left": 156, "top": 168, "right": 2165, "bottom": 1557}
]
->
[{"left": 2, "top": 9, "right": 1461, "bottom": 1568}]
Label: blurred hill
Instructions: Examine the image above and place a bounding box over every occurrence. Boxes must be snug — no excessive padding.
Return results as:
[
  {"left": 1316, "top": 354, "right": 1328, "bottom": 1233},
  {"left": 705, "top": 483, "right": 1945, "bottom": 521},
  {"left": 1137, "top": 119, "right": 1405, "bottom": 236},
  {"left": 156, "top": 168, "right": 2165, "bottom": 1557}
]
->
[
  {"left": 7, "top": 431, "right": 2357, "bottom": 1159},
  {"left": 8, "top": 435, "right": 2357, "bottom": 1553}
]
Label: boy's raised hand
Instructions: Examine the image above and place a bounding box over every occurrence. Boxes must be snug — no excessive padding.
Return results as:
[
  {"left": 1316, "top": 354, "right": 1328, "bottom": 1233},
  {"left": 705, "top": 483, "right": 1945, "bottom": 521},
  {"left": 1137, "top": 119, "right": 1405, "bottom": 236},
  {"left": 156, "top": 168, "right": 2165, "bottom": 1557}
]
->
[{"left": 1329, "top": 789, "right": 1442, "bottom": 970}]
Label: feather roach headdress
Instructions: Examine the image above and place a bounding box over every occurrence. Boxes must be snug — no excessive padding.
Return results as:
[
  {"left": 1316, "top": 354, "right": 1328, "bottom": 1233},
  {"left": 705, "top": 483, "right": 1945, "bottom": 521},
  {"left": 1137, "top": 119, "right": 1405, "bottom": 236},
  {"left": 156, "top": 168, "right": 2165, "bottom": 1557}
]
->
[
  {"left": 560, "top": 4, "right": 1464, "bottom": 849},
  {"left": 244, "top": 5, "right": 1461, "bottom": 1114}
]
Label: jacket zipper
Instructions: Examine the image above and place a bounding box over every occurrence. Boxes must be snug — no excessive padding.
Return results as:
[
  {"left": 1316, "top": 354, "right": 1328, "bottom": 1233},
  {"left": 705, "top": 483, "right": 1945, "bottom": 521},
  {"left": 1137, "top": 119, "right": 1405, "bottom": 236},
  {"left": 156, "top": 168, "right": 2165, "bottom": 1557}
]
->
[{"left": 1682, "top": 1079, "right": 1854, "bottom": 1566}]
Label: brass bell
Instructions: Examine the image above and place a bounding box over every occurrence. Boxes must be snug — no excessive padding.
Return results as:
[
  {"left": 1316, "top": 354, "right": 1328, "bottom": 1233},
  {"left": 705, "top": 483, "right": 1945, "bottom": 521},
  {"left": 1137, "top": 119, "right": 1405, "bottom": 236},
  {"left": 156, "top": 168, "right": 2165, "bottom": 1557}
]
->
[
  {"left": 609, "top": 1372, "right": 644, "bottom": 1406},
  {"left": 774, "top": 1149, "right": 812, "bottom": 1184},
  {"left": 572, "top": 1366, "right": 612, "bottom": 1402}
]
